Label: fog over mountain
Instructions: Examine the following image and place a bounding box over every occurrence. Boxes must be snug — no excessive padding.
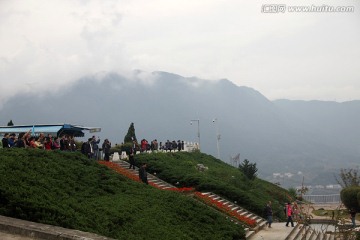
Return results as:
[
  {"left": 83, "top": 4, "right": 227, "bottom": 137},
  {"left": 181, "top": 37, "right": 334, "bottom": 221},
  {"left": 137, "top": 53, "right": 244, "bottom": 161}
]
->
[{"left": 1, "top": 71, "right": 359, "bottom": 187}]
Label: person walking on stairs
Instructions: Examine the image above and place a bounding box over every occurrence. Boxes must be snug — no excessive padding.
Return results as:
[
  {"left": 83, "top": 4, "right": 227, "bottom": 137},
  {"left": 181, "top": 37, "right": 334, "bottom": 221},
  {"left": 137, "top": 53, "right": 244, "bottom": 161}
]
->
[
  {"left": 285, "top": 202, "right": 295, "bottom": 227},
  {"left": 139, "top": 163, "right": 148, "bottom": 185},
  {"left": 128, "top": 146, "right": 136, "bottom": 169},
  {"left": 264, "top": 201, "right": 273, "bottom": 228}
]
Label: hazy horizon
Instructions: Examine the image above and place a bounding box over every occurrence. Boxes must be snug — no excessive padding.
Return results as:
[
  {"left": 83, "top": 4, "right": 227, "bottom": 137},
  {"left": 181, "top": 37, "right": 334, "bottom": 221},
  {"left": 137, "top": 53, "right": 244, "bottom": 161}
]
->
[{"left": 1, "top": 0, "right": 359, "bottom": 106}]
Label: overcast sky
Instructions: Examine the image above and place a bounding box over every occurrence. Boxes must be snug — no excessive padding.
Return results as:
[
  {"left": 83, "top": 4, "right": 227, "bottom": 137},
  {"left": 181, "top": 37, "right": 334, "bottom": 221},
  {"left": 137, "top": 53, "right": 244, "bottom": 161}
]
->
[{"left": 1, "top": 0, "right": 359, "bottom": 107}]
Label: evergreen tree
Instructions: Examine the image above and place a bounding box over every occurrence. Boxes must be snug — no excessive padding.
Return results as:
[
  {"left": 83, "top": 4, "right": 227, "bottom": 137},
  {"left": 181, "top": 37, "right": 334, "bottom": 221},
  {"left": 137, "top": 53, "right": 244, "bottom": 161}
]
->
[
  {"left": 7, "top": 120, "right": 14, "bottom": 126},
  {"left": 239, "top": 159, "right": 258, "bottom": 180},
  {"left": 124, "top": 122, "right": 137, "bottom": 143}
]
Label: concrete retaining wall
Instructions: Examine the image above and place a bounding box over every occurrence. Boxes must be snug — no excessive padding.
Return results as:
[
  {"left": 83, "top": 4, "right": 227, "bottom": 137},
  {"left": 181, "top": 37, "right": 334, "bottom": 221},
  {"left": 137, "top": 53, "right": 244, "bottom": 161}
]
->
[{"left": 0, "top": 215, "right": 115, "bottom": 240}]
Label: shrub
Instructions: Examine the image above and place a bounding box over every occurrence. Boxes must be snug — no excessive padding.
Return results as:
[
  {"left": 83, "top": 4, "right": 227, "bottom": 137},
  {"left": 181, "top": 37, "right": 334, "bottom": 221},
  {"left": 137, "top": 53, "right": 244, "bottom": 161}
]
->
[{"left": 341, "top": 186, "right": 360, "bottom": 212}]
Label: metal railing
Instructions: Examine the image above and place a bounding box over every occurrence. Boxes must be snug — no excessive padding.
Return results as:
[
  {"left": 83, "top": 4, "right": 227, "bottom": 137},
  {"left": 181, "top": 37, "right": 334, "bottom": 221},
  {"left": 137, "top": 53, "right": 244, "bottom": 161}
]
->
[{"left": 302, "top": 194, "right": 341, "bottom": 203}]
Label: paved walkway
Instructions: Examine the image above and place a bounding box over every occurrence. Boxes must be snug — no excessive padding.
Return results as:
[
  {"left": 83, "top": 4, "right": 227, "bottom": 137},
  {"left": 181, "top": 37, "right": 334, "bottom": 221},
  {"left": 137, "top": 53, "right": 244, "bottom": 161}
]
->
[
  {"left": 248, "top": 222, "right": 295, "bottom": 240},
  {"left": 249, "top": 203, "right": 357, "bottom": 240}
]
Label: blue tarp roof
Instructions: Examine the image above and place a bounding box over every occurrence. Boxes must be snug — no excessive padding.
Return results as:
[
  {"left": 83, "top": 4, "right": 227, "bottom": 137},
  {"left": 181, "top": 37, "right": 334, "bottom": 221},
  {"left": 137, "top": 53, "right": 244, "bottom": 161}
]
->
[{"left": 0, "top": 124, "right": 101, "bottom": 137}]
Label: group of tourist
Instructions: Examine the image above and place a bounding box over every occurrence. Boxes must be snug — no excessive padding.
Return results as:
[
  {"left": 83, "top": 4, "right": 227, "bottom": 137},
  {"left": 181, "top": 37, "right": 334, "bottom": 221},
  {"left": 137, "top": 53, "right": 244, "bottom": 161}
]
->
[
  {"left": 1, "top": 131, "right": 113, "bottom": 161},
  {"left": 1, "top": 131, "right": 77, "bottom": 151},
  {"left": 1, "top": 131, "right": 150, "bottom": 185},
  {"left": 1, "top": 132, "right": 187, "bottom": 159},
  {"left": 79, "top": 136, "right": 112, "bottom": 161},
  {"left": 264, "top": 201, "right": 297, "bottom": 228},
  {"left": 138, "top": 139, "right": 185, "bottom": 152},
  {"left": 160, "top": 140, "right": 185, "bottom": 151}
]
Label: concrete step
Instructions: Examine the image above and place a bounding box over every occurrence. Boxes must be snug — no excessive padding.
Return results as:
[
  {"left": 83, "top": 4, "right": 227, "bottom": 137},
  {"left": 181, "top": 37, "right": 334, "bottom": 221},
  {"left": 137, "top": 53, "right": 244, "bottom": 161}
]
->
[
  {"left": 283, "top": 224, "right": 339, "bottom": 240},
  {"left": 328, "top": 234, "right": 335, "bottom": 240},
  {"left": 201, "top": 192, "right": 266, "bottom": 231},
  {"left": 284, "top": 224, "right": 301, "bottom": 240},
  {"left": 200, "top": 192, "right": 211, "bottom": 196},
  {"left": 245, "top": 229, "right": 256, "bottom": 239},
  {"left": 294, "top": 225, "right": 309, "bottom": 240},
  {"left": 248, "top": 222, "right": 296, "bottom": 240},
  {"left": 308, "top": 228, "right": 317, "bottom": 240}
]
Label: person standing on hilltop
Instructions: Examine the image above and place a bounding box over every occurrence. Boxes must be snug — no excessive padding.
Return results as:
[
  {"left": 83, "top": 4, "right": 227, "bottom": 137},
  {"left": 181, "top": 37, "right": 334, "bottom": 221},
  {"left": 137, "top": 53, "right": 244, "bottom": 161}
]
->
[
  {"left": 128, "top": 144, "right": 136, "bottom": 169},
  {"left": 264, "top": 201, "right": 273, "bottom": 228},
  {"left": 102, "top": 139, "right": 111, "bottom": 161},
  {"left": 2, "top": 133, "right": 10, "bottom": 148},
  {"left": 91, "top": 136, "right": 100, "bottom": 159},
  {"left": 82, "top": 138, "right": 94, "bottom": 159}
]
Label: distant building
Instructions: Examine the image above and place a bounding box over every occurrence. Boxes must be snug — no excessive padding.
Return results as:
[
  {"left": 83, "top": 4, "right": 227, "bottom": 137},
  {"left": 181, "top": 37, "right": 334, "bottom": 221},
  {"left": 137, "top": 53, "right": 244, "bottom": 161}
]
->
[
  {"left": 284, "top": 172, "right": 294, "bottom": 178},
  {"left": 273, "top": 173, "right": 282, "bottom": 178}
]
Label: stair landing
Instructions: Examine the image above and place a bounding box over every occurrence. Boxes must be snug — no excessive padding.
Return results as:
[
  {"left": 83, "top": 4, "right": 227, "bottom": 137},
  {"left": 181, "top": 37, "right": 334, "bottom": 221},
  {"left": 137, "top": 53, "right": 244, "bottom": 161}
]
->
[{"left": 248, "top": 223, "right": 295, "bottom": 240}]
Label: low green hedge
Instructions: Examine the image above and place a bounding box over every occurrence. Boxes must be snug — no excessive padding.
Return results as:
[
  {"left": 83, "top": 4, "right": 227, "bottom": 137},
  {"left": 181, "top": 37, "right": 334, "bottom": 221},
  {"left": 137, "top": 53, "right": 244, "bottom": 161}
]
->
[
  {"left": 0, "top": 148, "right": 245, "bottom": 240},
  {"left": 135, "top": 151, "right": 289, "bottom": 219}
]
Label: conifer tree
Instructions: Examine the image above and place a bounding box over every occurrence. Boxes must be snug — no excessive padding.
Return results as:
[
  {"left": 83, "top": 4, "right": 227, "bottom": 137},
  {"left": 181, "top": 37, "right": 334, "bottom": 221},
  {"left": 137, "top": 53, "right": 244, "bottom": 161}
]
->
[
  {"left": 124, "top": 122, "right": 137, "bottom": 143},
  {"left": 239, "top": 159, "right": 258, "bottom": 180}
]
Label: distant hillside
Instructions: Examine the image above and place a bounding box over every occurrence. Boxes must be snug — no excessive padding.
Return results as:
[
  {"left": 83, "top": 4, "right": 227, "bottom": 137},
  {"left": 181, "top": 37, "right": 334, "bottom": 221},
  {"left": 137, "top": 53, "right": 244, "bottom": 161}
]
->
[
  {"left": 1, "top": 70, "right": 359, "bottom": 187},
  {"left": 0, "top": 149, "right": 245, "bottom": 240}
]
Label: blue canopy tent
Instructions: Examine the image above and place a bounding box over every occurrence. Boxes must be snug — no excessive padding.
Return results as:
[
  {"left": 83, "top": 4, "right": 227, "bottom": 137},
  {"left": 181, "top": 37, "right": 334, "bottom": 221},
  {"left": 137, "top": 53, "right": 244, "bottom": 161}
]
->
[{"left": 0, "top": 124, "right": 101, "bottom": 137}]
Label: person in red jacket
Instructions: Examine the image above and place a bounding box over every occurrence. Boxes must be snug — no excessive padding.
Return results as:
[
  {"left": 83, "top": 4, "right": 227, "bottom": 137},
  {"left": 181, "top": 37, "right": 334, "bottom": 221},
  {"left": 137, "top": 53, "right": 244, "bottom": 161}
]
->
[{"left": 285, "top": 202, "right": 295, "bottom": 227}]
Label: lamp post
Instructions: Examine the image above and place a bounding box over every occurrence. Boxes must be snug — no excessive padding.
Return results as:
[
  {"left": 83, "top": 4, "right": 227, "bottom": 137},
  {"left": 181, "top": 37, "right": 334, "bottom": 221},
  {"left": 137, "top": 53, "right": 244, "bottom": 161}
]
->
[
  {"left": 213, "top": 118, "right": 221, "bottom": 159},
  {"left": 190, "top": 119, "right": 200, "bottom": 151}
]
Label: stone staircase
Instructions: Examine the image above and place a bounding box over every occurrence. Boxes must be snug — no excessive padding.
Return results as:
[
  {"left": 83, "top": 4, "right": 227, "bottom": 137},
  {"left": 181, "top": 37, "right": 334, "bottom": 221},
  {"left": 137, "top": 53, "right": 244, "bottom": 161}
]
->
[
  {"left": 197, "top": 192, "right": 267, "bottom": 239},
  {"left": 110, "top": 160, "right": 345, "bottom": 240},
  {"left": 285, "top": 224, "right": 336, "bottom": 240},
  {"left": 115, "top": 160, "right": 176, "bottom": 189},
  {"left": 112, "top": 159, "right": 267, "bottom": 239}
]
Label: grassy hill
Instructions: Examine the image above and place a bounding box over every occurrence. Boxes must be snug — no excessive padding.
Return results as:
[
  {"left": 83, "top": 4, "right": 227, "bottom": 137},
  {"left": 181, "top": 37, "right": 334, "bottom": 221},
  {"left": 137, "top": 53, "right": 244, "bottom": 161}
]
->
[
  {"left": 134, "top": 151, "right": 290, "bottom": 218},
  {"left": 0, "top": 148, "right": 245, "bottom": 240},
  {"left": 0, "top": 149, "right": 291, "bottom": 239}
]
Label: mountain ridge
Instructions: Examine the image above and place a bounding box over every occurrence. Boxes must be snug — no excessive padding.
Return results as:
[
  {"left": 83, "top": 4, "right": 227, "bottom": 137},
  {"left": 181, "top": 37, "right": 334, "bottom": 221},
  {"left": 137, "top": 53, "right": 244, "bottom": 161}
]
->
[{"left": 1, "top": 70, "right": 359, "bottom": 187}]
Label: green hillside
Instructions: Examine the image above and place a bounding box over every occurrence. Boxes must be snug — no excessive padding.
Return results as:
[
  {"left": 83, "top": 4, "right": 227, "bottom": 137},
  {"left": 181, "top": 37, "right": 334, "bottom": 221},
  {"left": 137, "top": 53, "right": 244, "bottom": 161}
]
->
[
  {"left": 0, "top": 148, "right": 245, "bottom": 240},
  {"left": 135, "top": 151, "right": 290, "bottom": 218},
  {"left": 0, "top": 149, "right": 291, "bottom": 239}
]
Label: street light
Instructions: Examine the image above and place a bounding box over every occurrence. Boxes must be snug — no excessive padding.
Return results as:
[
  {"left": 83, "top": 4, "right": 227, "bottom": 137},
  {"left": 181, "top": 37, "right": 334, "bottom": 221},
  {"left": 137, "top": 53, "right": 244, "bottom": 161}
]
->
[
  {"left": 190, "top": 119, "right": 200, "bottom": 151},
  {"left": 213, "top": 118, "right": 221, "bottom": 159}
]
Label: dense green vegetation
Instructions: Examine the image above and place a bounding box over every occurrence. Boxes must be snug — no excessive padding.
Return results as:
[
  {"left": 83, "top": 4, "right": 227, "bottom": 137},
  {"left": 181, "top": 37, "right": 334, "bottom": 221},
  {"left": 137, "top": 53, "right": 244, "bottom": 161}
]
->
[
  {"left": 0, "top": 148, "right": 245, "bottom": 240},
  {"left": 341, "top": 186, "right": 360, "bottom": 212},
  {"left": 135, "top": 151, "right": 290, "bottom": 219}
]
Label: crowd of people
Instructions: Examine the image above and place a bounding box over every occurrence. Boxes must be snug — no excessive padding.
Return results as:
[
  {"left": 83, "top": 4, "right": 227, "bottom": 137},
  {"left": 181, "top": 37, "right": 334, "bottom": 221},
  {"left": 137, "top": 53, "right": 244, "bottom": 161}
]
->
[
  {"left": 138, "top": 139, "right": 185, "bottom": 152},
  {"left": 1, "top": 131, "right": 77, "bottom": 151},
  {"left": 1, "top": 131, "right": 111, "bottom": 161},
  {"left": 1, "top": 132, "right": 187, "bottom": 160},
  {"left": 1, "top": 131, "right": 152, "bottom": 185}
]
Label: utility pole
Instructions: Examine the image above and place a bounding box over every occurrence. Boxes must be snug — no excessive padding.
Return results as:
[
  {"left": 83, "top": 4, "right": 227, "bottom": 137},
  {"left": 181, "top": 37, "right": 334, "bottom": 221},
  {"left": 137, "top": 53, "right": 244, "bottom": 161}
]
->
[
  {"left": 213, "top": 118, "right": 221, "bottom": 159},
  {"left": 190, "top": 119, "right": 200, "bottom": 151}
]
